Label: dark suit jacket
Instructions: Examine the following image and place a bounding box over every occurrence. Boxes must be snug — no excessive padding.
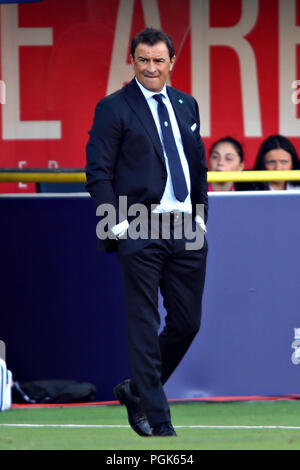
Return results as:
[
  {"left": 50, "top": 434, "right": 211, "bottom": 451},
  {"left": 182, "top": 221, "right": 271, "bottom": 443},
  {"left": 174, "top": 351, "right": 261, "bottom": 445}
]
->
[{"left": 85, "top": 78, "right": 208, "bottom": 252}]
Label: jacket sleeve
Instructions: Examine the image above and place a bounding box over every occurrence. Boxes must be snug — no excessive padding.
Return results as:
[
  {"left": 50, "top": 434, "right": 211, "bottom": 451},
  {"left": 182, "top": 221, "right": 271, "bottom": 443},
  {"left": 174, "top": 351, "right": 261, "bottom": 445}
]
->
[
  {"left": 85, "top": 98, "right": 122, "bottom": 213},
  {"left": 193, "top": 97, "right": 208, "bottom": 223}
]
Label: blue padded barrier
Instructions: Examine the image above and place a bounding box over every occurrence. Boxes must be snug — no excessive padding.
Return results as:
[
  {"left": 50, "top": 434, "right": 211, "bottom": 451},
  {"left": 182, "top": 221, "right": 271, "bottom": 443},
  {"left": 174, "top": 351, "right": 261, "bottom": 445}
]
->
[{"left": 1, "top": 191, "right": 300, "bottom": 401}]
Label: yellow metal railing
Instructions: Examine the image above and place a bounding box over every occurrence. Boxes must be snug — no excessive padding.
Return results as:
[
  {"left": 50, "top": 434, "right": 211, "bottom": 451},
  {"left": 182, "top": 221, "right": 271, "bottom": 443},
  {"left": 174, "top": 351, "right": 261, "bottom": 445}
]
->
[
  {"left": 0, "top": 169, "right": 86, "bottom": 183},
  {"left": 207, "top": 170, "right": 300, "bottom": 183},
  {"left": 0, "top": 169, "right": 300, "bottom": 183}
]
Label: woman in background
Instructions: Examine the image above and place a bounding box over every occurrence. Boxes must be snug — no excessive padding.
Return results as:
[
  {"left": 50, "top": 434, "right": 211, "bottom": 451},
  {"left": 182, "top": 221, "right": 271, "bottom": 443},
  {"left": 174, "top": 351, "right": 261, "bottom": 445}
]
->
[
  {"left": 208, "top": 136, "right": 254, "bottom": 191},
  {"left": 253, "top": 135, "right": 300, "bottom": 190}
]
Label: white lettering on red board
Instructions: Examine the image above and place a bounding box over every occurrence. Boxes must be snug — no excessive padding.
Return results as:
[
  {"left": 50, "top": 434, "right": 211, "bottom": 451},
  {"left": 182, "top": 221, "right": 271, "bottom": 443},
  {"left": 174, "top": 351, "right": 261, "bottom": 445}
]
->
[{"left": 0, "top": 5, "right": 61, "bottom": 140}]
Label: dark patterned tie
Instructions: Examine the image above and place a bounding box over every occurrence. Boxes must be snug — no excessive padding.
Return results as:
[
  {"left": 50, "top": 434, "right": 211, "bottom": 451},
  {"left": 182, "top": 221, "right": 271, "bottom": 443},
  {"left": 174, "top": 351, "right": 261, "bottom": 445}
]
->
[{"left": 153, "top": 94, "right": 188, "bottom": 202}]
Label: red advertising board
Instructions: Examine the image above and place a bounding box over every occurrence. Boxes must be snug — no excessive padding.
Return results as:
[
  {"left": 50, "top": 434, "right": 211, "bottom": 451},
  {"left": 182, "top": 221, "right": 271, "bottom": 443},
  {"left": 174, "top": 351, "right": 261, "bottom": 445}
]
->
[{"left": 1, "top": 0, "right": 300, "bottom": 192}]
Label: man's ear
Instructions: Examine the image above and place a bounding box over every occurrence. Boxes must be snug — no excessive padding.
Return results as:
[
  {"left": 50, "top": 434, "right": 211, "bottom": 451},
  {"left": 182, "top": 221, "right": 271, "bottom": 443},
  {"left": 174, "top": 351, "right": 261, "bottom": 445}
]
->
[
  {"left": 130, "top": 54, "right": 134, "bottom": 66},
  {"left": 170, "top": 55, "right": 176, "bottom": 71}
]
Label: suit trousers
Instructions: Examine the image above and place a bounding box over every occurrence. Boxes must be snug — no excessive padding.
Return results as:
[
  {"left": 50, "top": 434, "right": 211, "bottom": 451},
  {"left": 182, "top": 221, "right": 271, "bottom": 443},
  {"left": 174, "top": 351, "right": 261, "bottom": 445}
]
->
[{"left": 117, "top": 216, "right": 208, "bottom": 427}]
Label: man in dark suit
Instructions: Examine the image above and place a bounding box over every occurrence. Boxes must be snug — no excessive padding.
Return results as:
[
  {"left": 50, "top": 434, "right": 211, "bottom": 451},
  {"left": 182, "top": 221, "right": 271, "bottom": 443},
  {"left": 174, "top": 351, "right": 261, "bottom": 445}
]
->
[{"left": 86, "top": 28, "right": 208, "bottom": 437}]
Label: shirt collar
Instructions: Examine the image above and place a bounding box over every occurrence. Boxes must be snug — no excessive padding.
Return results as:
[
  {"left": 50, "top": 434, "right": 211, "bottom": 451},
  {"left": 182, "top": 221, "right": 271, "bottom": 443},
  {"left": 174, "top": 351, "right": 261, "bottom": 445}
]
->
[{"left": 135, "top": 77, "right": 168, "bottom": 101}]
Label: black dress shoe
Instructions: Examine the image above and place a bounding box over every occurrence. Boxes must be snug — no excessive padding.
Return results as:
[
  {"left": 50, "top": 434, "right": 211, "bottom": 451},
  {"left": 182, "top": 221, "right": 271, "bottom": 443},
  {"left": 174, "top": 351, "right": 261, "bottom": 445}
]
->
[
  {"left": 113, "top": 379, "right": 152, "bottom": 437},
  {"left": 152, "top": 422, "right": 177, "bottom": 437}
]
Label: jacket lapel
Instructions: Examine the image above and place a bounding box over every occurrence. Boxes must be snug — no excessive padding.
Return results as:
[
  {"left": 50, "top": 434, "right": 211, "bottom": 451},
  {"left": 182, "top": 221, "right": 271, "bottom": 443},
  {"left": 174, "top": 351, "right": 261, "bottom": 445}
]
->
[
  {"left": 166, "top": 86, "right": 193, "bottom": 158},
  {"left": 123, "top": 79, "right": 165, "bottom": 164}
]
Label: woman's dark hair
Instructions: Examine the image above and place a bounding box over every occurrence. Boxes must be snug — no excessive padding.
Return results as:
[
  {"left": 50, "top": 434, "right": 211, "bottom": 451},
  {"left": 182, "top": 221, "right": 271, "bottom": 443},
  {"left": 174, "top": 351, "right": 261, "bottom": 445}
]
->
[
  {"left": 131, "top": 27, "right": 175, "bottom": 59},
  {"left": 254, "top": 135, "right": 300, "bottom": 170},
  {"left": 253, "top": 135, "right": 300, "bottom": 188},
  {"left": 209, "top": 136, "right": 244, "bottom": 162}
]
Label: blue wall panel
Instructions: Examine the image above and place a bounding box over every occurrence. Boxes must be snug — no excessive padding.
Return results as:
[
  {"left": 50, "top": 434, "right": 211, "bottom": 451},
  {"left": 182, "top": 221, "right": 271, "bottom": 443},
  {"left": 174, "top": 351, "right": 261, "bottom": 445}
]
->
[
  {"left": 0, "top": 195, "right": 131, "bottom": 401},
  {"left": 165, "top": 192, "right": 300, "bottom": 398},
  {"left": 1, "top": 192, "right": 300, "bottom": 401}
]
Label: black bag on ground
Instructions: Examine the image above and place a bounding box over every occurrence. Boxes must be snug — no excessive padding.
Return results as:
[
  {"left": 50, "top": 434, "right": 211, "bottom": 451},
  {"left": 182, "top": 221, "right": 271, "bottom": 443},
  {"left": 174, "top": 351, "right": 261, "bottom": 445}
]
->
[{"left": 12, "top": 379, "right": 96, "bottom": 404}]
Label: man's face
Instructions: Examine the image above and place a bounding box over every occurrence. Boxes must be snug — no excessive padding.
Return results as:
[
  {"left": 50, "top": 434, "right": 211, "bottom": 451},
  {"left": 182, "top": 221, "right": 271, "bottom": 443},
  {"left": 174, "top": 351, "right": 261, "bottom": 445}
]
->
[{"left": 131, "top": 41, "right": 175, "bottom": 92}]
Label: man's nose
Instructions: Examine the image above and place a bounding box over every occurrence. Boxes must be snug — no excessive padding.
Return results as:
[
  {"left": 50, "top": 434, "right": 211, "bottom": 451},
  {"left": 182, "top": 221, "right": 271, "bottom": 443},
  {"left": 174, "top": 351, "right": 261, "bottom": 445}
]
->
[{"left": 146, "top": 60, "right": 157, "bottom": 72}]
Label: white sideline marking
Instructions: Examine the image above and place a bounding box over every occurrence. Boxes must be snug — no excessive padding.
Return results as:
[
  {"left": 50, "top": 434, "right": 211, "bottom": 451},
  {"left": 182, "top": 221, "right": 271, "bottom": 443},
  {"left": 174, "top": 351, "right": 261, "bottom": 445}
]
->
[
  {"left": 0, "top": 424, "right": 129, "bottom": 428},
  {"left": 1, "top": 424, "right": 300, "bottom": 430}
]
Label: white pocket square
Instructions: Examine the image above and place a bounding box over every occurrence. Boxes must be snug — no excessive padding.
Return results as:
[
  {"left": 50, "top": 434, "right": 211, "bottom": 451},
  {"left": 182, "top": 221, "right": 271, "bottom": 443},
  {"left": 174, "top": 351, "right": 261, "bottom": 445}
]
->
[{"left": 190, "top": 123, "right": 197, "bottom": 132}]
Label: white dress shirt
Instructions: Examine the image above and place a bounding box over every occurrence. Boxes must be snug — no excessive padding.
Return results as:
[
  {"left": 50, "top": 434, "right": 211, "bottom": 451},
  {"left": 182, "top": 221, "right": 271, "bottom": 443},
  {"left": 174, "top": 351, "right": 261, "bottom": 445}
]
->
[{"left": 135, "top": 78, "right": 192, "bottom": 214}]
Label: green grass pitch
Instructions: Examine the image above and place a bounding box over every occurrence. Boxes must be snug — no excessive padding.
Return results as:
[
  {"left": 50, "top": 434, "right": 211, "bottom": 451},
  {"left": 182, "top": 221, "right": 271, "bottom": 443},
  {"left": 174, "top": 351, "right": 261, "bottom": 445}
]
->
[{"left": 0, "top": 401, "right": 300, "bottom": 450}]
